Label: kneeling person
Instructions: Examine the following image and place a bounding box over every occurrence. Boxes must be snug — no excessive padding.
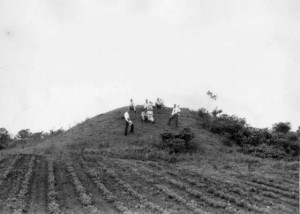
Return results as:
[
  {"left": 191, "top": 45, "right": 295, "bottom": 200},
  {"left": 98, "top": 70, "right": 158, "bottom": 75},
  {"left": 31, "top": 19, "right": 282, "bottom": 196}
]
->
[
  {"left": 155, "top": 98, "right": 164, "bottom": 110},
  {"left": 141, "top": 110, "right": 155, "bottom": 123}
]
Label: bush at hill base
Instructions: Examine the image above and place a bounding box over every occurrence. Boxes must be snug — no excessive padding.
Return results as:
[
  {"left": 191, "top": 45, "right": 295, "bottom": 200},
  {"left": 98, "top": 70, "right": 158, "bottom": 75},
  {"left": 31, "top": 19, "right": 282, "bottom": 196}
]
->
[
  {"left": 197, "top": 108, "right": 299, "bottom": 160},
  {"left": 159, "top": 128, "right": 198, "bottom": 154}
]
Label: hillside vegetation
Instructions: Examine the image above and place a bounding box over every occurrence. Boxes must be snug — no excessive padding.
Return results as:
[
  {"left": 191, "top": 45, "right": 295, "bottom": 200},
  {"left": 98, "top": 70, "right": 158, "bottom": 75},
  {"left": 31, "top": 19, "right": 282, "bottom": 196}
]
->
[{"left": 0, "top": 106, "right": 299, "bottom": 213}]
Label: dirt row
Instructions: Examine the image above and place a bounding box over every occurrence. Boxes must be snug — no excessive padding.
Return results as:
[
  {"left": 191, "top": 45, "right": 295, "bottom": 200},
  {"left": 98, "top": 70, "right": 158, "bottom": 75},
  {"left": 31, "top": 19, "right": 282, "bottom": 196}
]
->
[
  {"left": 0, "top": 153, "right": 298, "bottom": 214},
  {"left": 83, "top": 152, "right": 299, "bottom": 214},
  {"left": 0, "top": 154, "right": 48, "bottom": 213}
]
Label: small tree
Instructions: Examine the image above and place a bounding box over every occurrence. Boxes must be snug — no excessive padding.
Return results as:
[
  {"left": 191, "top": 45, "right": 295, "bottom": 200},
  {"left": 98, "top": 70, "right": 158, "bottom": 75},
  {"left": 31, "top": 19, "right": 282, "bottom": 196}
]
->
[
  {"left": 17, "top": 129, "right": 32, "bottom": 140},
  {"left": 272, "top": 122, "right": 291, "bottom": 134},
  {"left": 207, "top": 91, "right": 218, "bottom": 101},
  {"left": 0, "top": 128, "right": 11, "bottom": 149},
  {"left": 211, "top": 107, "right": 222, "bottom": 117},
  {"left": 297, "top": 126, "right": 300, "bottom": 136}
]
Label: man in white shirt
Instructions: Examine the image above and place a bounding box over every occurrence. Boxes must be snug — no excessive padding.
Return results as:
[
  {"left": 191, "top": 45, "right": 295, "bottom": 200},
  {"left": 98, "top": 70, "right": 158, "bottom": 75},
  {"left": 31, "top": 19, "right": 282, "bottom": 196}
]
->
[
  {"left": 124, "top": 111, "right": 134, "bottom": 136},
  {"left": 168, "top": 104, "right": 181, "bottom": 127},
  {"left": 128, "top": 98, "right": 137, "bottom": 113},
  {"left": 144, "top": 99, "right": 149, "bottom": 110}
]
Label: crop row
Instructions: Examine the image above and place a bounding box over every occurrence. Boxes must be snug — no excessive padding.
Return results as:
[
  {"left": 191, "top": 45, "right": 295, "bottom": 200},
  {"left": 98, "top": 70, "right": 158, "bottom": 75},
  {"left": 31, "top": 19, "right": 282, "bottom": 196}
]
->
[
  {"left": 140, "top": 164, "right": 271, "bottom": 214},
  {"left": 244, "top": 181, "right": 298, "bottom": 199},
  {"left": 165, "top": 164, "right": 299, "bottom": 211},
  {"left": 132, "top": 167, "right": 208, "bottom": 214},
  {"left": 89, "top": 157, "right": 210, "bottom": 214},
  {"left": 77, "top": 156, "right": 133, "bottom": 214},
  {"left": 159, "top": 163, "right": 275, "bottom": 206},
  {"left": 144, "top": 165, "right": 230, "bottom": 209},
  {"left": 176, "top": 166, "right": 298, "bottom": 201},
  {"left": 282, "top": 177, "right": 299, "bottom": 185},
  {"left": 100, "top": 157, "right": 225, "bottom": 214},
  {"left": 47, "top": 160, "right": 61, "bottom": 214},
  {"left": 65, "top": 161, "right": 103, "bottom": 214},
  {"left": 95, "top": 160, "right": 171, "bottom": 214},
  {"left": 249, "top": 177, "right": 298, "bottom": 193},
  {"left": 13, "top": 156, "right": 36, "bottom": 214},
  {"left": 147, "top": 162, "right": 257, "bottom": 197},
  {"left": 0, "top": 155, "right": 20, "bottom": 186}
]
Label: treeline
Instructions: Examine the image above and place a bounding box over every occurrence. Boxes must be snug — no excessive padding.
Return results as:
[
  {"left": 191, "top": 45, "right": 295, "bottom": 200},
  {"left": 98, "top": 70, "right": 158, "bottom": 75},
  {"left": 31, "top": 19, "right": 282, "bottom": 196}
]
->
[
  {"left": 0, "top": 127, "right": 64, "bottom": 150},
  {"left": 197, "top": 108, "right": 300, "bottom": 160}
]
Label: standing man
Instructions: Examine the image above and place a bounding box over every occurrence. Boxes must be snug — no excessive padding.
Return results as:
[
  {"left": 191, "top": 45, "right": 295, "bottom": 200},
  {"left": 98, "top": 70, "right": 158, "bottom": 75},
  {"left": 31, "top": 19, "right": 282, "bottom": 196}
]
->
[
  {"left": 144, "top": 99, "right": 149, "bottom": 110},
  {"left": 168, "top": 104, "right": 181, "bottom": 127},
  {"left": 128, "top": 98, "right": 137, "bottom": 113},
  {"left": 124, "top": 111, "right": 134, "bottom": 136}
]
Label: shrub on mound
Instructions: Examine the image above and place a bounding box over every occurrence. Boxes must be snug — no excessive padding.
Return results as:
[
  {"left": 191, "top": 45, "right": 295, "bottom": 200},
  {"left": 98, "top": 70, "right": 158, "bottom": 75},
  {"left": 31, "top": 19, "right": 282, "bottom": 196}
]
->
[
  {"left": 196, "top": 108, "right": 299, "bottom": 160},
  {"left": 159, "top": 128, "right": 197, "bottom": 153}
]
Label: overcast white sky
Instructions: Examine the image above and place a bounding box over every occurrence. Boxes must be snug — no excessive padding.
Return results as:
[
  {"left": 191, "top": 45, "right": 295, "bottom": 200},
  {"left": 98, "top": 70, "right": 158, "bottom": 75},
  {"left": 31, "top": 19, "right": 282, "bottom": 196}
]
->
[{"left": 0, "top": 0, "right": 299, "bottom": 134}]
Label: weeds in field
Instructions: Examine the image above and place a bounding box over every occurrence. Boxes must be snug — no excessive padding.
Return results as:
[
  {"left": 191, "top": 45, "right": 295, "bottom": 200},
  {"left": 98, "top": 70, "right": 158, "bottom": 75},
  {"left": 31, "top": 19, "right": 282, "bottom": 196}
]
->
[
  {"left": 141, "top": 164, "right": 229, "bottom": 209},
  {"left": 47, "top": 160, "right": 61, "bottom": 214},
  {"left": 145, "top": 162, "right": 273, "bottom": 213},
  {"left": 132, "top": 168, "right": 209, "bottom": 214},
  {"left": 175, "top": 170, "right": 270, "bottom": 213},
  {"left": 95, "top": 160, "right": 171, "bottom": 214},
  {"left": 77, "top": 156, "right": 133, "bottom": 214},
  {"left": 13, "top": 156, "right": 36, "bottom": 214},
  {"left": 84, "top": 154, "right": 210, "bottom": 213}
]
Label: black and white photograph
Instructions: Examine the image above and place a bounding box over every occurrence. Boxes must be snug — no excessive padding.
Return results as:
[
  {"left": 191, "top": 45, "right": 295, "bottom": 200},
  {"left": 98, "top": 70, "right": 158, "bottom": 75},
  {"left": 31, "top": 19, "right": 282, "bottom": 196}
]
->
[{"left": 0, "top": 0, "right": 299, "bottom": 213}]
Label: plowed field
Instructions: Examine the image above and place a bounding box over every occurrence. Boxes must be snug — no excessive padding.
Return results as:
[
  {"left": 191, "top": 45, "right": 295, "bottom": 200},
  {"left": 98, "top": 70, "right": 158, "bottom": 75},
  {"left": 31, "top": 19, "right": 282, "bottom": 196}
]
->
[{"left": 0, "top": 153, "right": 298, "bottom": 214}]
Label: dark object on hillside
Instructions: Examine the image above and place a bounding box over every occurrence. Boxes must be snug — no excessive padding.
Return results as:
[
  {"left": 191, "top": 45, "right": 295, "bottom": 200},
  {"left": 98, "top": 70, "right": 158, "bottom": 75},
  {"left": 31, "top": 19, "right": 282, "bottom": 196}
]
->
[{"left": 160, "top": 128, "right": 196, "bottom": 153}]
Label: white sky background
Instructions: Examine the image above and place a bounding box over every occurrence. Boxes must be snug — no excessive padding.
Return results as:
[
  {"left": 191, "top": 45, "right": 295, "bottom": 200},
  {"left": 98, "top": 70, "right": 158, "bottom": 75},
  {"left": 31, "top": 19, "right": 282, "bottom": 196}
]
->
[{"left": 0, "top": 0, "right": 299, "bottom": 134}]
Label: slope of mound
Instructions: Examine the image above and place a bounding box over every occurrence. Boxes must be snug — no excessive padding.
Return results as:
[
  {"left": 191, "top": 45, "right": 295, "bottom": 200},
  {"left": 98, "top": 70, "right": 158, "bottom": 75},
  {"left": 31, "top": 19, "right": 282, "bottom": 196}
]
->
[{"left": 45, "top": 105, "right": 224, "bottom": 157}]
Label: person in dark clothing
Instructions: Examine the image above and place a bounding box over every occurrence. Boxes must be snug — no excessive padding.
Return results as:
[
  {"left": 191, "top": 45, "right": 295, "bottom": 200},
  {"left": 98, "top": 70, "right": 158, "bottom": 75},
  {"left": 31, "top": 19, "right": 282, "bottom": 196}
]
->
[
  {"left": 155, "top": 98, "right": 164, "bottom": 110},
  {"left": 124, "top": 111, "right": 134, "bottom": 136}
]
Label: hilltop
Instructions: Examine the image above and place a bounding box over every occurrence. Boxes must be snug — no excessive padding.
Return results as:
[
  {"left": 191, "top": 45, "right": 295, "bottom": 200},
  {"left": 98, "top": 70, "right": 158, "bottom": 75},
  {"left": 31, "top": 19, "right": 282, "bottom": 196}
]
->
[
  {"left": 0, "top": 106, "right": 299, "bottom": 213},
  {"left": 36, "top": 106, "right": 230, "bottom": 163}
]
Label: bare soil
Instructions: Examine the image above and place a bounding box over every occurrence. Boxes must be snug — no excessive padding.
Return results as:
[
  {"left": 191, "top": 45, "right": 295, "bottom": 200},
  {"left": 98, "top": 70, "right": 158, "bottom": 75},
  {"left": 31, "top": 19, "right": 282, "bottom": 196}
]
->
[{"left": 0, "top": 152, "right": 298, "bottom": 214}]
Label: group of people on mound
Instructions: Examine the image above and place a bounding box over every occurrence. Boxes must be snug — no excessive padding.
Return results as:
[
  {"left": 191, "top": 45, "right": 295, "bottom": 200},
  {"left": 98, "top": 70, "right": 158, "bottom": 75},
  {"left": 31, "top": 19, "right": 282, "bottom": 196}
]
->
[{"left": 124, "top": 98, "right": 181, "bottom": 136}]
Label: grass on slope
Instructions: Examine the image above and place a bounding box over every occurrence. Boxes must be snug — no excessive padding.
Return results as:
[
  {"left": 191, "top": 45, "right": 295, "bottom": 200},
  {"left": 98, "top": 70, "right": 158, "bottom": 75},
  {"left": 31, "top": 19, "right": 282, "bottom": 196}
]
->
[
  {"left": 37, "top": 105, "right": 227, "bottom": 162},
  {"left": 2, "top": 105, "right": 298, "bottom": 183}
]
